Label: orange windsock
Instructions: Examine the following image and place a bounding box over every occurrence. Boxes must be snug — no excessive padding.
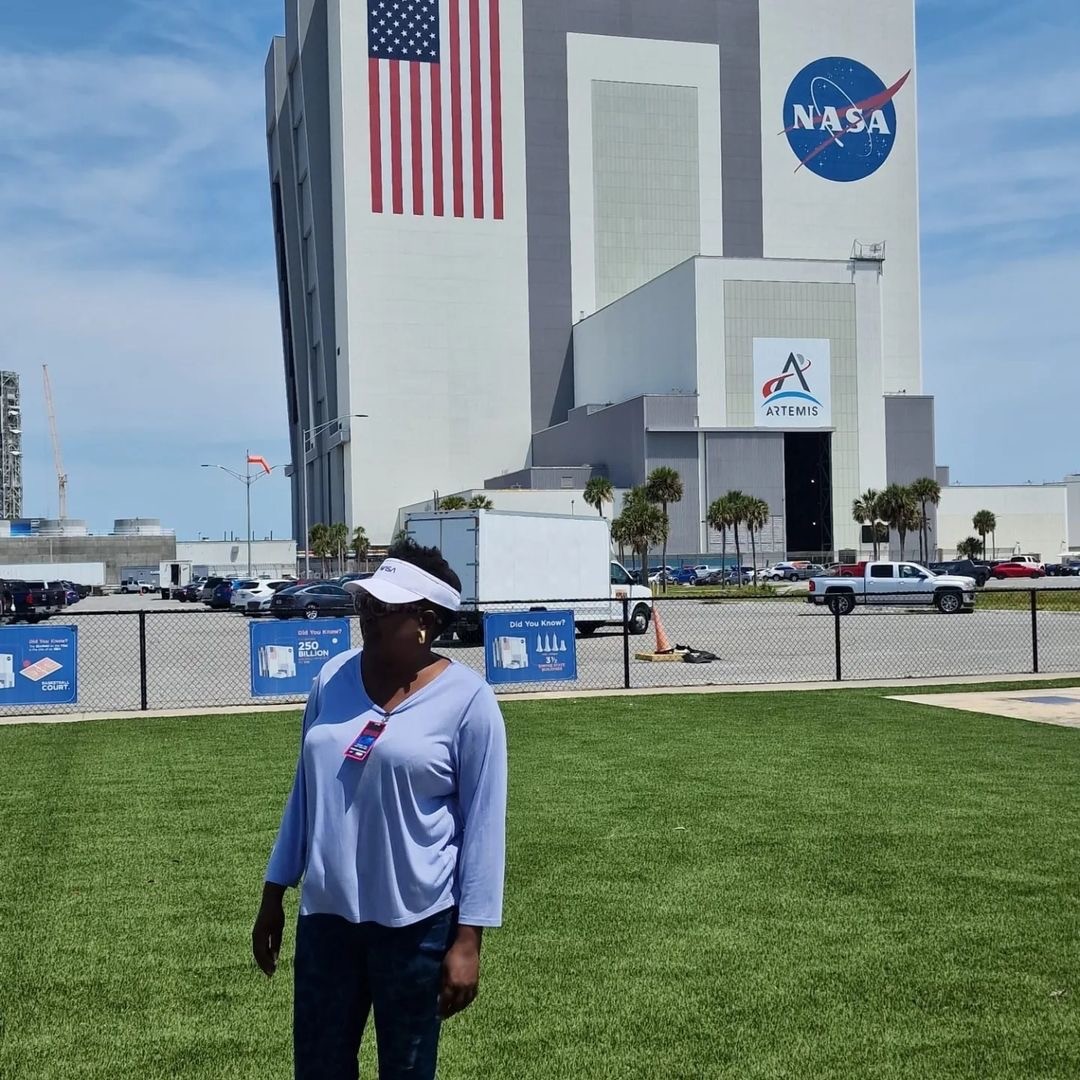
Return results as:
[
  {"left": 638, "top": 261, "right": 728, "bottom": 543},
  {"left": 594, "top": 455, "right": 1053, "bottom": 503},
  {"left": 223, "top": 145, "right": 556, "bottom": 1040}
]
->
[{"left": 247, "top": 454, "right": 272, "bottom": 475}]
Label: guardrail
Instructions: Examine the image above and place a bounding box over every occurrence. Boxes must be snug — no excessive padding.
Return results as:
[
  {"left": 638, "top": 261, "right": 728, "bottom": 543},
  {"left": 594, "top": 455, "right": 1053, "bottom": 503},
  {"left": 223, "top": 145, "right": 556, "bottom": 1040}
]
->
[{"left": 0, "top": 588, "right": 1076, "bottom": 717}]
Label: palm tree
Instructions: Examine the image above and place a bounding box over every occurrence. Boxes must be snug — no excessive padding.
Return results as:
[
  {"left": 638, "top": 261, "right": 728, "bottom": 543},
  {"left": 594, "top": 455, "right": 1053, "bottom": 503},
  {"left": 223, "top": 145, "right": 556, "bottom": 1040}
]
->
[
  {"left": 956, "top": 536, "right": 983, "bottom": 559},
  {"left": 328, "top": 522, "right": 350, "bottom": 574},
  {"left": 897, "top": 502, "right": 922, "bottom": 563},
  {"left": 852, "top": 489, "right": 883, "bottom": 560},
  {"left": 744, "top": 497, "right": 770, "bottom": 584},
  {"left": 973, "top": 510, "right": 997, "bottom": 564},
  {"left": 709, "top": 490, "right": 749, "bottom": 585},
  {"left": 610, "top": 513, "right": 630, "bottom": 566},
  {"left": 617, "top": 487, "right": 668, "bottom": 578},
  {"left": 706, "top": 495, "right": 735, "bottom": 580},
  {"left": 910, "top": 477, "right": 942, "bottom": 563},
  {"left": 308, "top": 523, "right": 331, "bottom": 578},
  {"left": 351, "top": 525, "right": 370, "bottom": 569},
  {"left": 438, "top": 494, "right": 468, "bottom": 511},
  {"left": 467, "top": 495, "right": 494, "bottom": 510},
  {"left": 878, "top": 484, "right": 918, "bottom": 561},
  {"left": 583, "top": 476, "right": 615, "bottom": 518},
  {"left": 645, "top": 467, "right": 684, "bottom": 593}
]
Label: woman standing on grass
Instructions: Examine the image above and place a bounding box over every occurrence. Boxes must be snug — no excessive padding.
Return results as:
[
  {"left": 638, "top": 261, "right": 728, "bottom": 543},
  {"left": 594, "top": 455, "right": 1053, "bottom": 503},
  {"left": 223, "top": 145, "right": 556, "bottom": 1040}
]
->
[{"left": 252, "top": 540, "right": 508, "bottom": 1080}]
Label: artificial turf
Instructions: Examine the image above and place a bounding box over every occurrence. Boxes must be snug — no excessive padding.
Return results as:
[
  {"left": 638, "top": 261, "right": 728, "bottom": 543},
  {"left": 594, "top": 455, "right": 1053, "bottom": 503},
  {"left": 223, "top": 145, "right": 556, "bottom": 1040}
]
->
[{"left": 0, "top": 689, "right": 1077, "bottom": 1079}]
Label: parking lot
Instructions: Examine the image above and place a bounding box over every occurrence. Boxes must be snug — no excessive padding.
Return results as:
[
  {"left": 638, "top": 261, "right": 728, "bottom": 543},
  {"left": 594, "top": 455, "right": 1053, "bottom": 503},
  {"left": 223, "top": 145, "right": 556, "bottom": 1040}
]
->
[{"left": 4, "top": 584, "right": 1077, "bottom": 716}]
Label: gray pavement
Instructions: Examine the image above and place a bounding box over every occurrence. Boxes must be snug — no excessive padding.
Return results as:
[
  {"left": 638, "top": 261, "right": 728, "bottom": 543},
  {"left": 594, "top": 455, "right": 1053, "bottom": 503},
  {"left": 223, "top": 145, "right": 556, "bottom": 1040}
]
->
[{"left": 1, "top": 587, "right": 1077, "bottom": 716}]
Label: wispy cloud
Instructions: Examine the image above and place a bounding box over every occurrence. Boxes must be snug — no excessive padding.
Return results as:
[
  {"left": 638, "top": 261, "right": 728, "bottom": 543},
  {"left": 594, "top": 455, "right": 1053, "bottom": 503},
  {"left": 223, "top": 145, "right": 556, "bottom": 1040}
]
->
[
  {"left": 0, "top": 46, "right": 268, "bottom": 269},
  {"left": 0, "top": 1, "right": 287, "bottom": 534},
  {"left": 918, "top": 0, "right": 1080, "bottom": 485}
]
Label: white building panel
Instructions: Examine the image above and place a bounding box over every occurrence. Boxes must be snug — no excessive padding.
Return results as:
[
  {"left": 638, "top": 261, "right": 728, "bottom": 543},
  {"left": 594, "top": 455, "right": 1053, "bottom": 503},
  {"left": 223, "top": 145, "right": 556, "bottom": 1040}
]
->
[
  {"left": 337, "top": 0, "right": 532, "bottom": 541},
  {"left": 572, "top": 260, "right": 698, "bottom": 407},
  {"left": 937, "top": 486, "right": 1069, "bottom": 562},
  {"left": 758, "top": 0, "right": 921, "bottom": 395},
  {"left": 566, "top": 33, "right": 723, "bottom": 321}
]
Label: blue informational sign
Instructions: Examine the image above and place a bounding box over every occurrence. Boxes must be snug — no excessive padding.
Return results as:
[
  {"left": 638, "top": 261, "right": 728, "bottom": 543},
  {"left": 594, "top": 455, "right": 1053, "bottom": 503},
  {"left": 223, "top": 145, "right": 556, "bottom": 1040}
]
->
[
  {"left": 249, "top": 619, "right": 352, "bottom": 697},
  {"left": 484, "top": 610, "right": 578, "bottom": 686},
  {"left": 0, "top": 625, "right": 78, "bottom": 706},
  {"left": 782, "top": 57, "right": 911, "bottom": 182}
]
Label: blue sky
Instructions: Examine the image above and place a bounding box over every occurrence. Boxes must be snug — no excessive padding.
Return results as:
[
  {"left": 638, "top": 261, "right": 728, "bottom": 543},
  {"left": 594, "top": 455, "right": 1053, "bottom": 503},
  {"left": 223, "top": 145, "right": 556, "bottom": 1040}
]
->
[{"left": 0, "top": 1, "right": 1076, "bottom": 538}]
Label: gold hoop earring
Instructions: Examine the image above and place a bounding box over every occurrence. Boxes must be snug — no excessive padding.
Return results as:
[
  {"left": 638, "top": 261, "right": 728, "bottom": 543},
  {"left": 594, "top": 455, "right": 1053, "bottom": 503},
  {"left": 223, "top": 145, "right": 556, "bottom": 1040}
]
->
[{"left": 418, "top": 628, "right": 428, "bottom": 645}]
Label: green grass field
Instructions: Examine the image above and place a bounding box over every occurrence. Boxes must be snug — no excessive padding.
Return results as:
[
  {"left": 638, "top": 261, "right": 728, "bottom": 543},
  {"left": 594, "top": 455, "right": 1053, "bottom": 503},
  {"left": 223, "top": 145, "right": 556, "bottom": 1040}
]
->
[{"left": 1, "top": 688, "right": 1078, "bottom": 1079}]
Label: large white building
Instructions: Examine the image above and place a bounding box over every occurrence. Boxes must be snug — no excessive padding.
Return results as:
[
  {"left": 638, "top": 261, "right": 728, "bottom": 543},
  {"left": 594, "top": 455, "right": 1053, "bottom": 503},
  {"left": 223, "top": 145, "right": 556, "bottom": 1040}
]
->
[{"left": 267, "top": 0, "right": 927, "bottom": 554}]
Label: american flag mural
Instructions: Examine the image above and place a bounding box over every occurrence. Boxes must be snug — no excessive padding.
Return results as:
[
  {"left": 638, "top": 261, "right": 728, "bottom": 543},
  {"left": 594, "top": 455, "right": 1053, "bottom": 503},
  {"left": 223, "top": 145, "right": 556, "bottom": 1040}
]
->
[{"left": 367, "top": 0, "right": 504, "bottom": 220}]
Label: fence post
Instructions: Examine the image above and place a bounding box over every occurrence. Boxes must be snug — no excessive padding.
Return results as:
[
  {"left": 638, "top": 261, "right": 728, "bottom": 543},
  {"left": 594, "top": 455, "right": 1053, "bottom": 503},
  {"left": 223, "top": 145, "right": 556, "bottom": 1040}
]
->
[
  {"left": 834, "top": 606, "right": 843, "bottom": 682},
  {"left": 622, "top": 596, "right": 631, "bottom": 691},
  {"left": 138, "top": 611, "right": 149, "bottom": 711},
  {"left": 1031, "top": 590, "right": 1040, "bottom": 675}
]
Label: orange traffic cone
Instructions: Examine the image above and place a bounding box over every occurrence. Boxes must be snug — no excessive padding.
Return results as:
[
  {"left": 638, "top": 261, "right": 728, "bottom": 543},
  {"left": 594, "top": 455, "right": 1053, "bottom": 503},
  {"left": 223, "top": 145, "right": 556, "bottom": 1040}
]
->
[{"left": 653, "top": 607, "right": 674, "bottom": 654}]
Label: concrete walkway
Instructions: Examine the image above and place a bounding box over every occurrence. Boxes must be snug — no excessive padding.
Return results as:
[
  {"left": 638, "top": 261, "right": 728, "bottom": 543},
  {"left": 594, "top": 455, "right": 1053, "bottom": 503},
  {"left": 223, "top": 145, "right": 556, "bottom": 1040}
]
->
[
  {"left": 892, "top": 687, "right": 1080, "bottom": 729},
  {"left": 3, "top": 670, "right": 1080, "bottom": 726}
]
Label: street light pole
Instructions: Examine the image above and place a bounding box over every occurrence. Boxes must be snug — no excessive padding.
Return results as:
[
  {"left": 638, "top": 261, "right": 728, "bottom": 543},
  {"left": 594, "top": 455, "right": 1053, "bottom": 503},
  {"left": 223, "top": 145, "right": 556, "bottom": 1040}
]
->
[
  {"left": 246, "top": 448, "right": 253, "bottom": 577},
  {"left": 201, "top": 456, "right": 279, "bottom": 577},
  {"left": 300, "top": 413, "right": 369, "bottom": 579}
]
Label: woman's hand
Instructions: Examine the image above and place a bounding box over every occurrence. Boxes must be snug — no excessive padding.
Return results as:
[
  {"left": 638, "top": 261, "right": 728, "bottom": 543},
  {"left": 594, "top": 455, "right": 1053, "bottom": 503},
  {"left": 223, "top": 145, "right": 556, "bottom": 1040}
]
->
[
  {"left": 252, "top": 883, "right": 287, "bottom": 977},
  {"left": 439, "top": 925, "right": 483, "bottom": 1018}
]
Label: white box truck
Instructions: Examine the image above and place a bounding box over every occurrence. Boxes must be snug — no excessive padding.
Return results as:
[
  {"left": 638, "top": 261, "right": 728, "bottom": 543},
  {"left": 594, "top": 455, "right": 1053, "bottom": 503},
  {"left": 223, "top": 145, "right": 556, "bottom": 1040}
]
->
[
  {"left": 159, "top": 561, "right": 193, "bottom": 598},
  {"left": 404, "top": 510, "right": 653, "bottom": 645}
]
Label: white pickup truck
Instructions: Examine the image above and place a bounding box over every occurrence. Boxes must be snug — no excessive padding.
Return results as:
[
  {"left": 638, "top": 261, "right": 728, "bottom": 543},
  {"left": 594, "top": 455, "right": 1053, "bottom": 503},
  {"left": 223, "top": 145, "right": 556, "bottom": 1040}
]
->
[{"left": 808, "top": 561, "right": 977, "bottom": 615}]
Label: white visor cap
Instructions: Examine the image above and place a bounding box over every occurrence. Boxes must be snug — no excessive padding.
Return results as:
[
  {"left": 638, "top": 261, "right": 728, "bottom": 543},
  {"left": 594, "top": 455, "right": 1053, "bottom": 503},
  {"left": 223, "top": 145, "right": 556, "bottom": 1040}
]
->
[{"left": 353, "top": 558, "right": 461, "bottom": 611}]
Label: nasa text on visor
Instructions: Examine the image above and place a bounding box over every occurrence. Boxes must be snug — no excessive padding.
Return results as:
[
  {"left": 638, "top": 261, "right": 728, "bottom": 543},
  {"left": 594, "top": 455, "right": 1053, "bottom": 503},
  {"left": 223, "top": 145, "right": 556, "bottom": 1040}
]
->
[{"left": 782, "top": 57, "right": 911, "bottom": 182}]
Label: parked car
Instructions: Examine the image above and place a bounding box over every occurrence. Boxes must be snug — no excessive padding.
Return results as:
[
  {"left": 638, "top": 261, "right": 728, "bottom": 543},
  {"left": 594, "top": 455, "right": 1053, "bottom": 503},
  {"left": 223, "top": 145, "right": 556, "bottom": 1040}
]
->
[
  {"left": 763, "top": 562, "right": 824, "bottom": 582},
  {"left": 724, "top": 566, "right": 764, "bottom": 585},
  {"left": 199, "top": 576, "right": 229, "bottom": 603},
  {"left": 669, "top": 567, "right": 700, "bottom": 585},
  {"left": 333, "top": 572, "right": 373, "bottom": 586},
  {"left": 59, "top": 583, "right": 80, "bottom": 606},
  {"left": 0, "top": 579, "right": 66, "bottom": 623},
  {"left": 270, "top": 583, "right": 356, "bottom": 620},
  {"left": 209, "top": 580, "right": 242, "bottom": 609},
  {"left": 809, "top": 561, "right": 976, "bottom": 614},
  {"left": 120, "top": 579, "right": 155, "bottom": 595},
  {"left": 24, "top": 581, "right": 68, "bottom": 616},
  {"left": 177, "top": 582, "right": 203, "bottom": 602},
  {"left": 234, "top": 580, "right": 293, "bottom": 614},
  {"left": 226, "top": 580, "right": 263, "bottom": 610},
  {"left": 928, "top": 559, "right": 991, "bottom": 587},
  {"left": 990, "top": 561, "right": 1045, "bottom": 580}
]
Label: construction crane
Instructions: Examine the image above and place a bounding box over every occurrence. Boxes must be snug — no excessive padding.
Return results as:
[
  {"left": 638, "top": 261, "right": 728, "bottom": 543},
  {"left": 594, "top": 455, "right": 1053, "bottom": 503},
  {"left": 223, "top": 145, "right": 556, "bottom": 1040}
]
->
[{"left": 42, "top": 364, "right": 68, "bottom": 519}]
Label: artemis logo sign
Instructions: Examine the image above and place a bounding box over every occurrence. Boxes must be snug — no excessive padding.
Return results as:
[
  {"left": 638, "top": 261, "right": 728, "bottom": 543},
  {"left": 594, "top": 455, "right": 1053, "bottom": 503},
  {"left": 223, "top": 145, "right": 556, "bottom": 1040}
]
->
[
  {"left": 782, "top": 57, "right": 911, "bottom": 182},
  {"left": 753, "top": 339, "right": 832, "bottom": 428}
]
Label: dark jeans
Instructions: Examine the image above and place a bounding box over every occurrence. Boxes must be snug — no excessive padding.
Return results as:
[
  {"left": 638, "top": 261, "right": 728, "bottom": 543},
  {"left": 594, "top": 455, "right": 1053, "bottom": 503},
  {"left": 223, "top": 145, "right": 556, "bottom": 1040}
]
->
[{"left": 294, "top": 907, "right": 458, "bottom": 1080}]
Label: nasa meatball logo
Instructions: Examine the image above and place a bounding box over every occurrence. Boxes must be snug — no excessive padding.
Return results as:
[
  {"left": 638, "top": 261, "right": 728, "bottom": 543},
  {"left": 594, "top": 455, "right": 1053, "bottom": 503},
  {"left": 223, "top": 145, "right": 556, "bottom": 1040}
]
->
[
  {"left": 761, "top": 353, "right": 823, "bottom": 418},
  {"left": 782, "top": 57, "right": 911, "bottom": 182}
]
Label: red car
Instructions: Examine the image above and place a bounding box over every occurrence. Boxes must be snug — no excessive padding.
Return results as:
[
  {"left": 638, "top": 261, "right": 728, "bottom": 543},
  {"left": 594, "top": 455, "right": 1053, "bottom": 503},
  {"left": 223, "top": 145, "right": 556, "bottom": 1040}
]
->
[{"left": 991, "top": 561, "right": 1045, "bottom": 580}]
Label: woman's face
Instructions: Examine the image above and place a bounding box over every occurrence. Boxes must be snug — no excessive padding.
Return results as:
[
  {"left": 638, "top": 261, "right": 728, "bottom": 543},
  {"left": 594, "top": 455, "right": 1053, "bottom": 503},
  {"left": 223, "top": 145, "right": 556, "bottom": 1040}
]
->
[{"left": 356, "top": 594, "right": 430, "bottom": 654}]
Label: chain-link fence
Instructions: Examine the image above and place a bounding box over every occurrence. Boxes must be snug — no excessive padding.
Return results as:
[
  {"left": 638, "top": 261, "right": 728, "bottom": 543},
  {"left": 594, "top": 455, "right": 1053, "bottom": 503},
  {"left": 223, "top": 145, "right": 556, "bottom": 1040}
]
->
[{"left": 1, "top": 588, "right": 1077, "bottom": 716}]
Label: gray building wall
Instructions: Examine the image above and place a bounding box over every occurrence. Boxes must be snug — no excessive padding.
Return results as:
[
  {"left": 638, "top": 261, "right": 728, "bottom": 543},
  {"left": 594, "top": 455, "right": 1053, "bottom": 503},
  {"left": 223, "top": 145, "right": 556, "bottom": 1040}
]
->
[
  {"left": 266, "top": 0, "right": 340, "bottom": 546},
  {"left": 532, "top": 399, "right": 648, "bottom": 489},
  {"left": 523, "top": 0, "right": 763, "bottom": 431},
  {"left": 705, "top": 432, "right": 786, "bottom": 558},
  {"left": 885, "top": 395, "right": 937, "bottom": 557},
  {"left": 0, "top": 536, "right": 177, "bottom": 585},
  {"left": 645, "top": 432, "right": 701, "bottom": 555},
  {"left": 485, "top": 466, "right": 606, "bottom": 491},
  {"left": 592, "top": 81, "right": 701, "bottom": 309}
]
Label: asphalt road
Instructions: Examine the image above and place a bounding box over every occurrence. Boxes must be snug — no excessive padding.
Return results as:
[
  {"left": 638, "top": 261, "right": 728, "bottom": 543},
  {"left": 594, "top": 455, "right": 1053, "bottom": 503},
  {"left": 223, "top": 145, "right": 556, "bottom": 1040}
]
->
[{"left": 3, "top": 586, "right": 1078, "bottom": 715}]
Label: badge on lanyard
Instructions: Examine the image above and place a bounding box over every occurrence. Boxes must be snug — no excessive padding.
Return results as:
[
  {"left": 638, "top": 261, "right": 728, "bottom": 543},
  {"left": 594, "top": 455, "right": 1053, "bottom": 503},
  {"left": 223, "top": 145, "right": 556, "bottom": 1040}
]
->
[{"left": 344, "top": 718, "right": 387, "bottom": 763}]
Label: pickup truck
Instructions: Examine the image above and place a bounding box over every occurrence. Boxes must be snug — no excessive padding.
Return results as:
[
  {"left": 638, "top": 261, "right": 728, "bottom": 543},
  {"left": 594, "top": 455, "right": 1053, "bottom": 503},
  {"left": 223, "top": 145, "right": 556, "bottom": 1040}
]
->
[
  {"left": 0, "top": 579, "right": 67, "bottom": 623},
  {"left": 808, "top": 561, "right": 977, "bottom": 615}
]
